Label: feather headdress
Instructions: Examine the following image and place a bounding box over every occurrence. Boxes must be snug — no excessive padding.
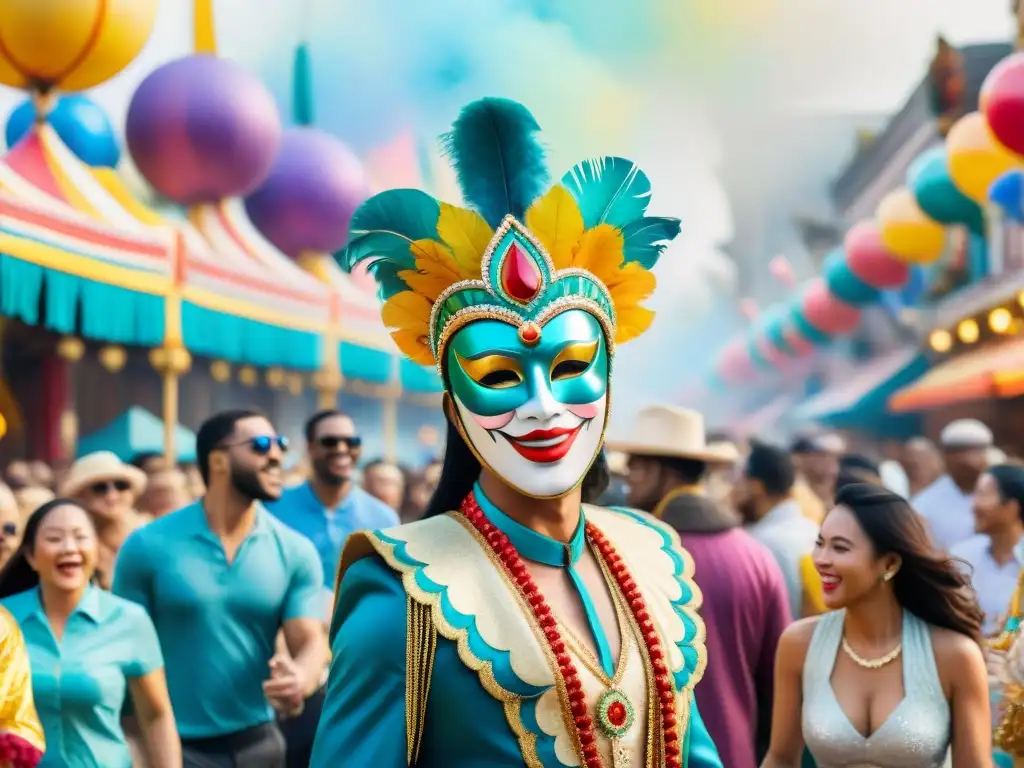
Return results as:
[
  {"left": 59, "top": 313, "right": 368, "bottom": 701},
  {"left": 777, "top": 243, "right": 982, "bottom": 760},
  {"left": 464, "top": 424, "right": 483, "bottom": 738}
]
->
[{"left": 337, "top": 97, "right": 681, "bottom": 374}]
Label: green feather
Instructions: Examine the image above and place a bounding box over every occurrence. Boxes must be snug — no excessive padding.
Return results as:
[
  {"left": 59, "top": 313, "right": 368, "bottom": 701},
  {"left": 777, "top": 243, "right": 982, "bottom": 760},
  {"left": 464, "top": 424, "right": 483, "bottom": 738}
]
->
[
  {"left": 366, "top": 260, "right": 409, "bottom": 302},
  {"left": 561, "top": 157, "right": 653, "bottom": 229},
  {"left": 620, "top": 216, "right": 681, "bottom": 270},
  {"left": 336, "top": 189, "right": 441, "bottom": 279},
  {"left": 439, "top": 98, "right": 549, "bottom": 229}
]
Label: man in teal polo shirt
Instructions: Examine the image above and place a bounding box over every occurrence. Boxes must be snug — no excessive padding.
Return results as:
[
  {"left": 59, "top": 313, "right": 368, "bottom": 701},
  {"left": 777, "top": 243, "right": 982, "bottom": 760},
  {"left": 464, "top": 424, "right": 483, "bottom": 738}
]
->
[{"left": 113, "top": 409, "right": 328, "bottom": 768}]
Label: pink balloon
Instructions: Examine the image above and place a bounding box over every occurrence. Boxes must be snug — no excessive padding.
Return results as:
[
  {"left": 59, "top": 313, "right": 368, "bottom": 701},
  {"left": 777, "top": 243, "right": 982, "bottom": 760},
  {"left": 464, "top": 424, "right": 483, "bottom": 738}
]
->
[
  {"left": 802, "top": 279, "right": 861, "bottom": 334},
  {"left": 783, "top": 325, "right": 815, "bottom": 357},
  {"left": 739, "top": 297, "right": 759, "bottom": 320},
  {"left": 755, "top": 335, "right": 790, "bottom": 367},
  {"left": 716, "top": 339, "right": 757, "bottom": 383},
  {"left": 769, "top": 255, "right": 796, "bottom": 286},
  {"left": 844, "top": 221, "right": 910, "bottom": 289}
]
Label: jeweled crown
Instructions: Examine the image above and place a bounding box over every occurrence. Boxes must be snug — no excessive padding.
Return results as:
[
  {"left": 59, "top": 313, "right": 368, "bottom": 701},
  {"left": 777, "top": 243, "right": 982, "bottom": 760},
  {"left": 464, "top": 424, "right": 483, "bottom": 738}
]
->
[{"left": 336, "top": 98, "right": 681, "bottom": 374}]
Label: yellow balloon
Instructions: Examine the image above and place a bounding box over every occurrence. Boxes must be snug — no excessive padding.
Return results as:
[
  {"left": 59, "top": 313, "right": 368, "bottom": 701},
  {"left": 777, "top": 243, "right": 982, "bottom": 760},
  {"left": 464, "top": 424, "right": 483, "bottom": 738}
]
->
[
  {"left": 946, "top": 111, "right": 1023, "bottom": 203},
  {"left": 0, "top": 0, "right": 157, "bottom": 92},
  {"left": 876, "top": 187, "right": 946, "bottom": 264}
]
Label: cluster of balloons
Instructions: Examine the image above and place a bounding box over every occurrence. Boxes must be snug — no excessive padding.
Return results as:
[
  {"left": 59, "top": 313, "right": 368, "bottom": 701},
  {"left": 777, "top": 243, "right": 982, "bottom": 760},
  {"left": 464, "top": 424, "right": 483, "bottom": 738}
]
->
[
  {"left": 715, "top": 50, "right": 1024, "bottom": 387},
  {"left": 125, "top": 54, "right": 370, "bottom": 260}
]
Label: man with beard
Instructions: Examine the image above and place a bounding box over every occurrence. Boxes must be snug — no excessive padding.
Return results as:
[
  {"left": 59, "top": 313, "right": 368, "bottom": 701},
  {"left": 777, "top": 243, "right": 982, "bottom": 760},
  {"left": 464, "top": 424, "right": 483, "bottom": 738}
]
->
[
  {"left": 114, "top": 410, "right": 327, "bottom": 768},
  {"left": 267, "top": 410, "right": 398, "bottom": 604}
]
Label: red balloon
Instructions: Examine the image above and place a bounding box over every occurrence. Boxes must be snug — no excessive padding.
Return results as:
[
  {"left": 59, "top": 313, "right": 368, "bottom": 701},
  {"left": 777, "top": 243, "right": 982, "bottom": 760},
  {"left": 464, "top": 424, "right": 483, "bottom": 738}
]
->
[
  {"left": 843, "top": 221, "right": 910, "bottom": 289},
  {"left": 981, "top": 52, "right": 1024, "bottom": 156},
  {"left": 802, "top": 279, "right": 861, "bottom": 334},
  {"left": 716, "top": 338, "right": 756, "bottom": 383}
]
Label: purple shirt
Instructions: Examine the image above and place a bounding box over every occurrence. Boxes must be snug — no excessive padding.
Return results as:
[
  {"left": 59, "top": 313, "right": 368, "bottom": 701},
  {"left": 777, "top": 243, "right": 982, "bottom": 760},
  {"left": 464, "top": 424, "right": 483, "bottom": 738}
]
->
[{"left": 684, "top": 528, "right": 792, "bottom": 768}]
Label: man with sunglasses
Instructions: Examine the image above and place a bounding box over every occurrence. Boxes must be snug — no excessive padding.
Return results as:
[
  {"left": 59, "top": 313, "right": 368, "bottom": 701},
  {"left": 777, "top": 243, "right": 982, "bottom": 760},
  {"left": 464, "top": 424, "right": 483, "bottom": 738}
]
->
[
  {"left": 114, "top": 409, "right": 327, "bottom": 768},
  {"left": 267, "top": 409, "right": 399, "bottom": 604}
]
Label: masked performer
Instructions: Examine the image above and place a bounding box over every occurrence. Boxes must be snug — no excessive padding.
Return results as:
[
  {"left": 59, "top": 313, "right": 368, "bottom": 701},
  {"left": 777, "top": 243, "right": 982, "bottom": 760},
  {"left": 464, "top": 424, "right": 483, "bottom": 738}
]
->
[{"left": 310, "top": 98, "right": 721, "bottom": 768}]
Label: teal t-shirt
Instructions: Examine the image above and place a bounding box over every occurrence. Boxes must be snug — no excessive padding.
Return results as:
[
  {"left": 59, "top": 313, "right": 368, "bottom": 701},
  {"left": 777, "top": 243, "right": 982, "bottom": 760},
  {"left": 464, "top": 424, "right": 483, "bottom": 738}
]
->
[
  {"left": 112, "top": 501, "right": 323, "bottom": 739},
  {"left": 3, "top": 585, "right": 163, "bottom": 768}
]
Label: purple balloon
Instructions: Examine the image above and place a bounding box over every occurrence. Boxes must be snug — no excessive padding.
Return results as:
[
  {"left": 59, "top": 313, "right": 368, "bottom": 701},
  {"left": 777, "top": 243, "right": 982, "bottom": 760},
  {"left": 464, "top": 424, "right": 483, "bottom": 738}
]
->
[
  {"left": 126, "top": 55, "right": 281, "bottom": 204},
  {"left": 244, "top": 128, "right": 369, "bottom": 257}
]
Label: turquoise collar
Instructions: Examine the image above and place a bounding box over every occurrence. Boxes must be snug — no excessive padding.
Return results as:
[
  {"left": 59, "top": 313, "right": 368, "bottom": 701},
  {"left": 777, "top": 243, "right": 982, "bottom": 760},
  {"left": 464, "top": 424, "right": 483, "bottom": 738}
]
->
[{"left": 472, "top": 482, "right": 585, "bottom": 567}]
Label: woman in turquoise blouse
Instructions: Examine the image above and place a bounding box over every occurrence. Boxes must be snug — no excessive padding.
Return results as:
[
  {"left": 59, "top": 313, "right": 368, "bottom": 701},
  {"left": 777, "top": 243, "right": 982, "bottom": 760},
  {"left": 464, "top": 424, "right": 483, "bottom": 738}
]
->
[{"left": 0, "top": 499, "right": 180, "bottom": 768}]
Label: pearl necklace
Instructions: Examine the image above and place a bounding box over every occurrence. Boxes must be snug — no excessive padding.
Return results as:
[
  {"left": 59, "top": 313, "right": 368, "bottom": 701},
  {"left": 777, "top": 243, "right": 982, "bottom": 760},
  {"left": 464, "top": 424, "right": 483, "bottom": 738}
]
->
[{"left": 841, "top": 637, "right": 903, "bottom": 669}]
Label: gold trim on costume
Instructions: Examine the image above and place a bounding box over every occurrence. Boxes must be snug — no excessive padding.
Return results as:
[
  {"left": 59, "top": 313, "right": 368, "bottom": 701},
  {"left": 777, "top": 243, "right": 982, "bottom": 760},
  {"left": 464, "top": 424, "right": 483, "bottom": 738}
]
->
[
  {"left": 651, "top": 486, "right": 705, "bottom": 519},
  {"left": 405, "top": 596, "right": 437, "bottom": 765}
]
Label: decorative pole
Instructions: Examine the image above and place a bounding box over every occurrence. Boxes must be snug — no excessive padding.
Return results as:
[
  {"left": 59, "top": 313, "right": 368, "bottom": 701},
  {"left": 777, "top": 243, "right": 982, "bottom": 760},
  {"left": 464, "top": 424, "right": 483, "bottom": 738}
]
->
[
  {"left": 151, "top": 232, "right": 192, "bottom": 464},
  {"left": 194, "top": 0, "right": 217, "bottom": 55}
]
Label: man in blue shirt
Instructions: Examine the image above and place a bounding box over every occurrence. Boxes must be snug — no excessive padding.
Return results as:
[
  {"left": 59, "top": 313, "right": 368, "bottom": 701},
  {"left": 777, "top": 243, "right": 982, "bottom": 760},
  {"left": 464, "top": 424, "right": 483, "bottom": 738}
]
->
[
  {"left": 113, "top": 409, "right": 328, "bottom": 768},
  {"left": 267, "top": 409, "right": 399, "bottom": 598}
]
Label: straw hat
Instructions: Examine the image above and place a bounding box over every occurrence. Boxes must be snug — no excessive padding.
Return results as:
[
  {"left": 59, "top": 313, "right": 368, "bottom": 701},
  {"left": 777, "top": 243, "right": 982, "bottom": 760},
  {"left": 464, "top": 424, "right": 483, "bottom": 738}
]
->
[
  {"left": 59, "top": 451, "right": 147, "bottom": 498},
  {"left": 605, "top": 405, "right": 738, "bottom": 464}
]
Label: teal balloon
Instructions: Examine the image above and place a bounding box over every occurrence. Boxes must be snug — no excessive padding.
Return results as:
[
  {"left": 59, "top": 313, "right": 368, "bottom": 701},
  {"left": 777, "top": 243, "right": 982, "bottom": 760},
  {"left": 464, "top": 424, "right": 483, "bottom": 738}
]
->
[
  {"left": 760, "top": 304, "right": 794, "bottom": 353},
  {"left": 907, "top": 147, "right": 983, "bottom": 234},
  {"left": 822, "top": 247, "right": 878, "bottom": 305}
]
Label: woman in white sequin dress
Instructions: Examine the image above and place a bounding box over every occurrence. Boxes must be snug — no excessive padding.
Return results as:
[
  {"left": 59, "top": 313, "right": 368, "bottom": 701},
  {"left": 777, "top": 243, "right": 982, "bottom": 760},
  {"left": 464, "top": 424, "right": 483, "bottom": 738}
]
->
[{"left": 761, "top": 483, "right": 993, "bottom": 767}]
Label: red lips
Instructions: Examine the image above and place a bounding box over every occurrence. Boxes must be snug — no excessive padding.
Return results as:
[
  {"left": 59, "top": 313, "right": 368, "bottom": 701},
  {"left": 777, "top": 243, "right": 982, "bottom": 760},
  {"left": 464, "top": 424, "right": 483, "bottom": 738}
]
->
[{"left": 502, "top": 425, "right": 583, "bottom": 464}]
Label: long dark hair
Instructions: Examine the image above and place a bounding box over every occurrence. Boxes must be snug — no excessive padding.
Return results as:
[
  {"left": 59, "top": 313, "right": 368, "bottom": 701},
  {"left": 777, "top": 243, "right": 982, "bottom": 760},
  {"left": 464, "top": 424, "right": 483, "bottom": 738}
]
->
[
  {"left": 834, "top": 482, "right": 983, "bottom": 643},
  {"left": 0, "top": 498, "right": 94, "bottom": 600},
  {"left": 424, "top": 420, "right": 607, "bottom": 517}
]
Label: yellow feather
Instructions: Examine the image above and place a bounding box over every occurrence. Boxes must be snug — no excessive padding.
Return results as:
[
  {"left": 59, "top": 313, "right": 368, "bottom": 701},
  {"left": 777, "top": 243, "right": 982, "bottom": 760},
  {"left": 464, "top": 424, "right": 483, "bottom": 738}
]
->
[
  {"left": 525, "top": 186, "right": 585, "bottom": 270},
  {"left": 436, "top": 203, "right": 492, "bottom": 276},
  {"left": 399, "top": 269, "right": 454, "bottom": 304},
  {"left": 381, "top": 291, "right": 433, "bottom": 335},
  {"left": 604, "top": 262, "right": 656, "bottom": 305},
  {"left": 391, "top": 329, "right": 435, "bottom": 365},
  {"left": 614, "top": 306, "right": 655, "bottom": 344},
  {"left": 573, "top": 224, "right": 624, "bottom": 276}
]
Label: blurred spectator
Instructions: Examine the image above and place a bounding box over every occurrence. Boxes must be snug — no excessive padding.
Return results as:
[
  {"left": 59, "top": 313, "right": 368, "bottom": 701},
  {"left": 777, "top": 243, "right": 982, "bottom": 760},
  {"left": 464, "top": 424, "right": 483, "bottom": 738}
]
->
[
  {"left": 402, "top": 462, "right": 442, "bottom": 522},
  {"left": 14, "top": 486, "right": 54, "bottom": 521},
  {"left": 60, "top": 451, "right": 147, "bottom": 589},
  {"left": 137, "top": 468, "right": 191, "bottom": 519},
  {"left": 27, "top": 461, "right": 52, "bottom": 490},
  {"left": 580, "top": 451, "right": 610, "bottom": 504},
  {"left": 790, "top": 431, "right": 844, "bottom": 508},
  {"left": 0, "top": 483, "right": 20, "bottom": 570},
  {"left": 597, "top": 450, "right": 628, "bottom": 507},
  {"left": 734, "top": 440, "right": 818, "bottom": 620},
  {"left": 951, "top": 463, "right": 1024, "bottom": 636},
  {"left": 902, "top": 437, "right": 944, "bottom": 497},
  {"left": 838, "top": 453, "right": 882, "bottom": 485},
  {"left": 180, "top": 463, "right": 205, "bottom": 499},
  {"left": 5, "top": 460, "right": 30, "bottom": 491},
  {"left": 129, "top": 452, "right": 168, "bottom": 475},
  {"left": 914, "top": 419, "right": 992, "bottom": 552},
  {"left": 361, "top": 460, "right": 405, "bottom": 512}
]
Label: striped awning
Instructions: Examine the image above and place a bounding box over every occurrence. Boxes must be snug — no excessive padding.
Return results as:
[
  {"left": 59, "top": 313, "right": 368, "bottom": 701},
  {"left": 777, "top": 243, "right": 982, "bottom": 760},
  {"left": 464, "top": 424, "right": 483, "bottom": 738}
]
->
[{"left": 889, "top": 340, "right": 1024, "bottom": 412}]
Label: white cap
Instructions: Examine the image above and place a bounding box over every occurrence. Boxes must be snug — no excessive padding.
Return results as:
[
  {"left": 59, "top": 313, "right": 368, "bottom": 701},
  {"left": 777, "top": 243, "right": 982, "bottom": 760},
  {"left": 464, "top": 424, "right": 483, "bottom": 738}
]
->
[{"left": 939, "top": 419, "right": 993, "bottom": 450}]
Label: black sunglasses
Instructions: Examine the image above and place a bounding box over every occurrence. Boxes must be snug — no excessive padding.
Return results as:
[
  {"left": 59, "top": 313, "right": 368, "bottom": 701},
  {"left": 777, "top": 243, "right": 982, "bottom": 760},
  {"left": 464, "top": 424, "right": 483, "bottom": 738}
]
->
[
  {"left": 221, "top": 435, "right": 289, "bottom": 456},
  {"left": 91, "top": 480, "right": 131, "bottom": 495},
  {"left": 318, "top": 435, "right": 362, "bottom": 451},
  {"left": 0, "top": 523, "right": 16, "bottom": 537}
]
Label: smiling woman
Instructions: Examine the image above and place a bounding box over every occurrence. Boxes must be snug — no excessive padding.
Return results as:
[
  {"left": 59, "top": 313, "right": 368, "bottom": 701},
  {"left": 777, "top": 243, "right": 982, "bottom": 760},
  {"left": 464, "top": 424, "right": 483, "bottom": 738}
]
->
[{"left": 760, "top": 483, "right": 992, "bottom": 768}]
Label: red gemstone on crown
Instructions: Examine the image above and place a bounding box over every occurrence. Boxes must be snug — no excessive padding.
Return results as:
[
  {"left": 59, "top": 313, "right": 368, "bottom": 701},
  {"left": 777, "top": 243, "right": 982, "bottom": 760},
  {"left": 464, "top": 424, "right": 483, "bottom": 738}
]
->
[
  {"left": 500, "top": 241, "right": 542, "bottom": 302},
  {"left": 518, "top": 321, "right": 541, "bottom": 346}
]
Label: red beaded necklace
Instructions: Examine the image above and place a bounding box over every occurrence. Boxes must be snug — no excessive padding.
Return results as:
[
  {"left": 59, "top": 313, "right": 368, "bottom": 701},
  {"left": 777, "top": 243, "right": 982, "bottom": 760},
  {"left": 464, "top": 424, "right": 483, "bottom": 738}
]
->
[{"left": 459, "top": 493, "right": 683, "bottom": 768}]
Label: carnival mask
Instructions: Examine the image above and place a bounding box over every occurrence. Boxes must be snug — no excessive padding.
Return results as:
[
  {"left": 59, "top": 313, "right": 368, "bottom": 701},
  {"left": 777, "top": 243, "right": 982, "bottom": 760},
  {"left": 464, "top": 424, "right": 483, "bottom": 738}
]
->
[
  {"left": 447, "top": 309, "right": 609, "bottom": 498},
  {"left": 336, "top": 98, "right": 681, "bottom": 501}
]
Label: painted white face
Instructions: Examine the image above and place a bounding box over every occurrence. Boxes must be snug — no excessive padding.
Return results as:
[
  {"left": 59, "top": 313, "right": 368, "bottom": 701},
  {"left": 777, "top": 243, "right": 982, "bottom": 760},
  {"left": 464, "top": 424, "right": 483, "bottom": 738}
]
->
[{"left": 446, "top": 310, "right": 610, "bottom": 499}]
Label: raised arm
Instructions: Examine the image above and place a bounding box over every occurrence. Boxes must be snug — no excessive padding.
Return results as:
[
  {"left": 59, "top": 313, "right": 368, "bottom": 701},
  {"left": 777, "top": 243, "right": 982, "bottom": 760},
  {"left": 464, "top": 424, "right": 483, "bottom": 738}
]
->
[
  {"left": 309, "top": 556, "right": 408, "bottom": 768},
  {"left": 939, "top": 631, "right": 994, "bottom": 767},
  {"left": 0, "top": 608, "right": 43, "bottom": 767},
  {"left": 761, "top": 620, "right": 814, "bottom": 768}
]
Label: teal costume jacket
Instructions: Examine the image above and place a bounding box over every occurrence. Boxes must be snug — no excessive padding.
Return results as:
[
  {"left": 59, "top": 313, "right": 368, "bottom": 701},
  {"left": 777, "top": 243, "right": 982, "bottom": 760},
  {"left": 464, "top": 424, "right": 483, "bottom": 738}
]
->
[{"left": 310, "top": 503, "right": 722, "bottom": 767}]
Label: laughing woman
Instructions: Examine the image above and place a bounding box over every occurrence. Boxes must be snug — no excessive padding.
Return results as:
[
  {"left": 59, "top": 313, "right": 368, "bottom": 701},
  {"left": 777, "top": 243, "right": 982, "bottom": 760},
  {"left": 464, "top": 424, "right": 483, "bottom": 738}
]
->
[
  {"left": 0, "top": 500, "right": 180, "bottom": 768},
  {"left": 761, "top": 483, "right": 993, "bottom": 768}
]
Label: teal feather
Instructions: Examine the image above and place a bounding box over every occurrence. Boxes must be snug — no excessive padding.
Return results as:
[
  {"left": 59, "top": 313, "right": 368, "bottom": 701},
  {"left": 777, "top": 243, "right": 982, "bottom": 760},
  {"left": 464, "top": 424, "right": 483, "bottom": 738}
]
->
[
  {"left": 439, "top": 97, "right": 549, "bottom": 228},
  {"left": 620, "top": 216, "right": 681, "bottom": 270},
  {"left": 561, "top": 157, "right": 652, "bottom": 229},
  {"left": 366, "top": 260, "right": 409, "bottom": 302},
  {"left": 336, "top": 189, "right": 441, "bottom": 278}
]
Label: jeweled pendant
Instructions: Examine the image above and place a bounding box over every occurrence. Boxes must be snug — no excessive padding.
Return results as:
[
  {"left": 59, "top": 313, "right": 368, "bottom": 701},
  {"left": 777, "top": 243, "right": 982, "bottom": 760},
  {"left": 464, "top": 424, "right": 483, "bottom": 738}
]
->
[{"left": 597, "top": 688, "right": 635, "bottom": 739}]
